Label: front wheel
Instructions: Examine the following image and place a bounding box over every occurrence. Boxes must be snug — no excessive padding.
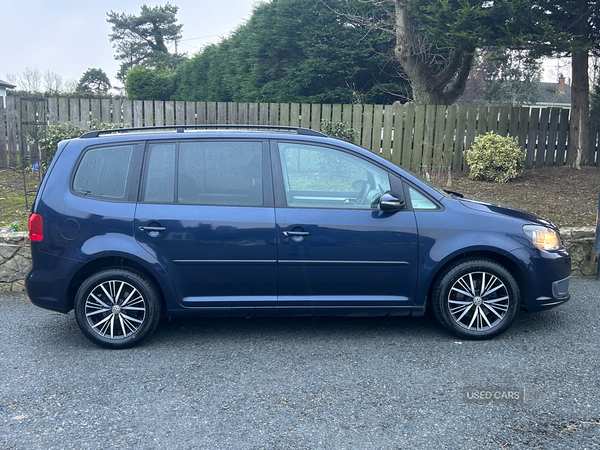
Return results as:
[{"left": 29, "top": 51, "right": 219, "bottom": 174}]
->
[
  {"left": 432, "top": 259, "right": 520, "bottom": 340},
  {"left": 74, "top": 268, "right": 162, "bottom": 349}
]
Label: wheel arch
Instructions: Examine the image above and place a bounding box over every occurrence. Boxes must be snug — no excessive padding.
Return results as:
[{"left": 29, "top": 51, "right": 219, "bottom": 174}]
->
[
  {"left": 66, "top": 255, "right": 175, "bottom": 312},
  {"left": 425, "top": 250, "right": 528, "bottom": 311}
]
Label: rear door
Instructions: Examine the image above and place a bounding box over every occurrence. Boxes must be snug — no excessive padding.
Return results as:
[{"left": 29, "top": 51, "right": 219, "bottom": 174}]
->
[
  {"left": 273, "top": 141, "right": 419, "bottom": 313},
  {"left": 134, "top": 139, "right": 277, "bottom": 309}
]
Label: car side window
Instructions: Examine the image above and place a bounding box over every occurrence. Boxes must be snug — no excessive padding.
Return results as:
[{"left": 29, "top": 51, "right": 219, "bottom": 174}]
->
[
  {"left": 178, "top": 141, "right": 263, "bottom": 206},
  {"left": 278, "top": 143, "right": 391, "bottom": 209},
  {"left": 73, "top": 145, "right": 134, "bottom": 200},
  {"left": 144, "top": 143, "right": 176, "bottom": 203},
  {"left": 408, "top": 187, "right": 438, "bottom": 210},
  {"left": 143, "top": 141, "right": 263, "bottom": 206}
]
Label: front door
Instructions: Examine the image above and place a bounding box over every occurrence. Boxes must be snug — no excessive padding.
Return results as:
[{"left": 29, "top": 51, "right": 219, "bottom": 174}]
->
[
  {"left": 134, "top": 139, "right": 277, "bottom": 308},
  {"left": 273, "top": 141, "right": 419, "bottom": 313}
]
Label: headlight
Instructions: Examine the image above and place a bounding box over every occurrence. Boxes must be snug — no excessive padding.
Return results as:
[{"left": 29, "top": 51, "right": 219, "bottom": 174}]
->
[{"left": 523, "top": 225, "right": 561, "bottom": 251}]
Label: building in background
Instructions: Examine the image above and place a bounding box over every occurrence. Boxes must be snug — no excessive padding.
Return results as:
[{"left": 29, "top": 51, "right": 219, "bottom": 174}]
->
[
  {"left": 0, "top": 79, "right": 16, "bottom": 106},
  {"left": 534, "top": 74, "right": 571, "bottom": 109}
]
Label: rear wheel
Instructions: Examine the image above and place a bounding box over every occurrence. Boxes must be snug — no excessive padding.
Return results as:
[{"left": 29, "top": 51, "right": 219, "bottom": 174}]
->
[
  {"left": 74, "top": 268, "right": 162, "bottom": 349},
  {"left": 432, "top": 259, "right": 519, "bottom": 340}
]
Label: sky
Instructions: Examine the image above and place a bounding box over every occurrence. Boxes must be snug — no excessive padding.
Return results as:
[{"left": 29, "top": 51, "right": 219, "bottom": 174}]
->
[
  {"left": 1, "top": 0, "right": 570, "bottom": 92},
  {"left": 1, "top": 0, "right": 262, "bottom": 89}
]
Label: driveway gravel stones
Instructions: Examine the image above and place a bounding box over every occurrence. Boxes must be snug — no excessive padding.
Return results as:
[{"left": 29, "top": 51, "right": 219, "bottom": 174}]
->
[{"left": 1, "top": 279, "right": 599, "bottom": 449}]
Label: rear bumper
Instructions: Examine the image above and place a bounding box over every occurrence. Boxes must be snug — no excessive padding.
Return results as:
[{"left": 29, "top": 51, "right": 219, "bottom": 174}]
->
[
  {"left": 25, "top": 246, "right": 82, "bottom": 314},
  {"left": 26, "top": 267, "right": 72, "bottom": 313}
]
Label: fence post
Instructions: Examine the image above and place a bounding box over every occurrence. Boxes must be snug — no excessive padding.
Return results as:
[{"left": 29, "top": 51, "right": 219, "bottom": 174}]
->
[
  {"left": 6, "top": 97, "right": 16, "bottom": 168},
  {"left": 0, "top": 100, "right": 5, "bottom": 168}
]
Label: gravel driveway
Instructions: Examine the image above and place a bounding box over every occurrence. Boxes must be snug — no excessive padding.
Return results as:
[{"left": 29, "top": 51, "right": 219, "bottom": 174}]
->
[{"left": 1, "top": 279, "right": 599, "bottom": 449}]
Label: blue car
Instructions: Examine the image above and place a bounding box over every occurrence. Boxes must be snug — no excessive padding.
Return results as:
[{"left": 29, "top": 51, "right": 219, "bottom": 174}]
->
[{"left": 26, "top": 126, "right": 571, "bottom": 348}]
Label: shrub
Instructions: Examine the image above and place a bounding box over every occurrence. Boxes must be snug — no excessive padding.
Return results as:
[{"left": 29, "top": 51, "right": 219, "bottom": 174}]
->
[
  {"left": 320, "top": 120, "right": 359, "bottom": 142},
  {"left": 39, "top": 121, "right": 124, "bottom": 166},
  {"left": 39, "top": 122, "right": 83, "bottom": 164},
  {"left": 466, "top": 132, "right": 525, "bottom": 183}
]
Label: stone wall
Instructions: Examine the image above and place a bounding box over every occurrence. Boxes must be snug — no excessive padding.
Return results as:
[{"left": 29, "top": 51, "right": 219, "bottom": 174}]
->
[
  {"left": 0, "top": 227, "right": 598, "bottom": 293},
  {"left": 0, "top": 232, "right": 31, "bottom": 293},
  {"left": 560, "top": 227, "right": 597, "bottom": 277}
]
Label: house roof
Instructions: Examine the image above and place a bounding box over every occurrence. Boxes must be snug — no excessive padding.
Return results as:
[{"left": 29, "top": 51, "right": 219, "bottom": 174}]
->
[
  {"left": 0, "top": 79, "right": 16, "bottom": 89},
  {"left": 457, "top": 71, "right": 572, "bottom": 108},
  {"left": 538, "top": 82, "right": 571, "bottom": 106}
]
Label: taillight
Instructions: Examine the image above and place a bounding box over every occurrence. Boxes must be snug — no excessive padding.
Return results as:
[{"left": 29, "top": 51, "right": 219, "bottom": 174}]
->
[{"left": 29, "top": 214, "right": 43, "bottom": 241}]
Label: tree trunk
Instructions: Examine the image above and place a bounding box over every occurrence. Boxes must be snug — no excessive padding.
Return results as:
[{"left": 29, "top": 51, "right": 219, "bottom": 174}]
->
[
  {"left": 394, "top": 0, "right": 473, "bottom": 105},
  {"left": 567, "top": 8, "right": 590, "bottom": 166}
]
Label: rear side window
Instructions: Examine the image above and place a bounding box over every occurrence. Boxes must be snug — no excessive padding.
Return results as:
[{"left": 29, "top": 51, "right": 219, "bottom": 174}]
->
[
  {"left": 143, "top": 140, "right": 264, "bottom": 206},
  {"left": 73, "top": 145, "right": 134, "bottom": 199},
  {"left": 144, "top": 143, "right": 176, "bottom": 203}
]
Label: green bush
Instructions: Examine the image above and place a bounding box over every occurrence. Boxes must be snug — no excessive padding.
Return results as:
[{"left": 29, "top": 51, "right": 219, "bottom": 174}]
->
[
  {"left": 39, "top": 122, "right": 83, "bottom": 163},
  {"left": 39, "top": 121, "right": 123, "bottom": 165},
  {"left": 320, "top": 120, "right": 359, "bottom": 142},
  {"left": 465, "top": 132, "right": 525, "bottom": 183}
]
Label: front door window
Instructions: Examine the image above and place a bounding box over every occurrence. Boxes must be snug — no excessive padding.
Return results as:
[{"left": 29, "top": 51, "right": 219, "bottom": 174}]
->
[{"left": 278, "top": 143, "right": 391, "bottom": 209}]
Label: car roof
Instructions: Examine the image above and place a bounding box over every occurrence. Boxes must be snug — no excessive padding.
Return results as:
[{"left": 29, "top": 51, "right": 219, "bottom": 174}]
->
[{"left": 79, "top": 125, "right": 327, "bottom": 139}]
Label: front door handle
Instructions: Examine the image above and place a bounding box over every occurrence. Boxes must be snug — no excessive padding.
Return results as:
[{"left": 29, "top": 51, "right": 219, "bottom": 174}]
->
[{"left": 283, "top": 230, "right": 310, "bottom": 242}]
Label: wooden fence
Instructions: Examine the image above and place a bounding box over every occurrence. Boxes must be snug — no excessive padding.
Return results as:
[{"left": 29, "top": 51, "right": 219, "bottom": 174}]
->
[{"left": 2, "top": 96, "right": 600, "bottom": 172}]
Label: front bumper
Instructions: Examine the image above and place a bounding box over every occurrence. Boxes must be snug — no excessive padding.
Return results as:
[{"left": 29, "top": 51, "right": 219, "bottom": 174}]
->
[
  {"left": 532, "top": 276, "right": 571, "bottom": 310},
  {"left": 509, "top": 246, "right": 571, "bottom": 312}
]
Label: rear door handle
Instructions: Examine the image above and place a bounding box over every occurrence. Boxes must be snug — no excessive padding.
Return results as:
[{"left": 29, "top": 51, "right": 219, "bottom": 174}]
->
[{"left": 138, "top": 225, "right": 167, "bottom": 237}]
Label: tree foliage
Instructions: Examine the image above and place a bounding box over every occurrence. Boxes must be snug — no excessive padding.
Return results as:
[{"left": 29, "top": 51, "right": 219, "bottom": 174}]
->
[
  {"left": 107, "top": 3, "right": 186, "bottom": 82},
  {"left": 481, "top": 49, "right": 542, "bottom": 106},
  {"left": 344, "top": 0, "right": 528, "bottom": 104},
  {"left": 77, "top": 68, "right": 112, "bottom": 95},
  {"left": 173, "top": 0, "right": 406, "bottom": 104},
  {"left": 521, "top": 1, "right": 600, "bottom": 165},
  {"left": 5, "top": 69, "right": 80, "bottom": 97},
  {"left": 43, "top": 70, "right": 64, "bottom": 96},
  {"left": 125, "top": 65, "right": 176, "bottom": 100}
]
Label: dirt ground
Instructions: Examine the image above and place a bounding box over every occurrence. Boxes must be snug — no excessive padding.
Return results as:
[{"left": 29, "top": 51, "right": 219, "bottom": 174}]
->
[
  {"left": 449, "top": 165, "right": 600, "bottom": 228},
  {"left": 2, "top": 164, "right": 600, "bottom": 229},
  {"left": 0, "top": 168, "right": 42, "bottom": 230}
]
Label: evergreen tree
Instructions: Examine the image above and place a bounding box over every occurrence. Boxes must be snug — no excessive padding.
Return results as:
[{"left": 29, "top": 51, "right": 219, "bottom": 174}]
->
[
  {"left": 482, "top": 49, "right": 542, "bottom": 106},
  {"left": 523, "top": 1, "right": 600, "bottom": 165},
  {"left": 126, "top": 66, "right": 176, "bottom": 101},
  {"left": 174, "top": 0, "right": 406, "bottom": 104},
  {"left": 345, "top": 0, "right": 529, "bottom": 104},
  {"left": 107, "top": 3, "right": 186, "bottom": 82},
  {"left": 77, "top": 68, "right": 112, "bottom": 95}
]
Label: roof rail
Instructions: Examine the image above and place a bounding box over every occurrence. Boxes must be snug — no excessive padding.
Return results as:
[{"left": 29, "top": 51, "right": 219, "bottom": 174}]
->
[{"left": 80, "top": 125, "right": 327, "bottom": 139}]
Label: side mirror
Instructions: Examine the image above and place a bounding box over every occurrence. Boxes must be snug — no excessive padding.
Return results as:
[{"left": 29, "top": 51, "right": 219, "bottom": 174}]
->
[{"left": 380, "top": 190, "right": 405, "bottom": 211}]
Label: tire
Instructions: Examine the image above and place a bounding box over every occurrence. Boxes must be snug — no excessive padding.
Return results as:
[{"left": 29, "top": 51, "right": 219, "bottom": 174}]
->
[
  {"left": 432, "top": 259, "right": 519, "bottom": 340},
  {"left": 74, "top": 268, "right": 162, "bottom": 349}
]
